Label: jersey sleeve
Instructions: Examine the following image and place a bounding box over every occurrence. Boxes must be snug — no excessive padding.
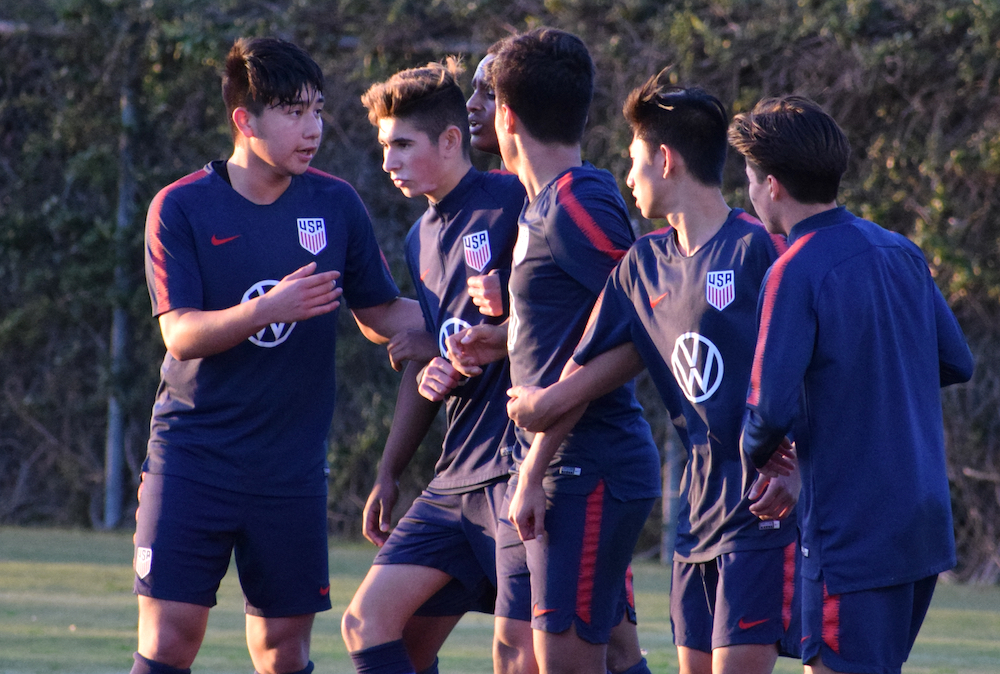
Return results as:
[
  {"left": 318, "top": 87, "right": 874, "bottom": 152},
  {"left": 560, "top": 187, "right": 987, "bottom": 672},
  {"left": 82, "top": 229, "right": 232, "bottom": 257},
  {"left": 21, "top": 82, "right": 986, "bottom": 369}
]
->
[
  {"left": 574, "top": 258, "right": 637, "bottom": 365},
  {"left": 545, "top": 174, "right": 632, "bottom": 295},
  {"left": 741, "top": 234, "right": 818, "bottom": 469},
  {"left": 339, "top": 190, "right": 401, "bottom": 309},
  {"left": 931, "top": 278, "right": 974, "bottom": 386},
  {"left": 144, "top": 180, "right": 205, "bottom": 318}
]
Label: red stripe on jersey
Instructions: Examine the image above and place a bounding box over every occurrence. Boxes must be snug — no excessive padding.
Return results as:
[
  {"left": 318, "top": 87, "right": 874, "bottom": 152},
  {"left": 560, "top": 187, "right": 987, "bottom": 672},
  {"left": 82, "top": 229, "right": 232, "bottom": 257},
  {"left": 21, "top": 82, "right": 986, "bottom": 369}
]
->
[
  {"left": 782, "top": 541, "right": 796, "bottom": 630},
  {"left": 146, "top": 169, "right": 209, "bottom": 311},
  {"left": 747, "top": 231, "right": 815, "bottom": 407},
  {"left": 822, "top": 582, "right": 841, "bottom": 654},
  {"left": 555, "top": 173, "right": 627, "bottom": 263},
  {"left": 576, "top": 479, "right": 606, "bottom": 624},
  {"left": 624, "top": 564, "right": 636, "bottom": 610}
]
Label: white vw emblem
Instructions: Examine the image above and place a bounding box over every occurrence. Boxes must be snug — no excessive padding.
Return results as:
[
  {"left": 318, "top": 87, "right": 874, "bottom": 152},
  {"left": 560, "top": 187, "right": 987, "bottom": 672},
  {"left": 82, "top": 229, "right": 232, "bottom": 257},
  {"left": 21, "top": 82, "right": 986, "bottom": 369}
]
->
[
  {"left": 243, "top": 280, "right": 296, "bottom": 348},
  {"left": 439, "top": 317, "right": 472, "bottom": 357},
  {"left": 671, "top": 332, "right": 724, "bottom": 403}
]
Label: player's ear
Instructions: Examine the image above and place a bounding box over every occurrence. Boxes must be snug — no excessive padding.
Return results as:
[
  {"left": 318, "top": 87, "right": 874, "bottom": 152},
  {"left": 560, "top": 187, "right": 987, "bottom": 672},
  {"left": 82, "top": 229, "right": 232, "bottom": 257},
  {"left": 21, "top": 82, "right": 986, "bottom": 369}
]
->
[
  {"left": 767, "top": 174, "right": 783, "bottom": 201},
  {"left": 232, "top": 107, "right": 255, "bottom": 139},
  {"left": 499, "top": 104, "right": 516, "bottom": 134},
  {"left": 440, "top": 125, "right": 463, "bottom": 155},
  {"left": 659, "top": 144, "right": 672, "bottom": 179}
]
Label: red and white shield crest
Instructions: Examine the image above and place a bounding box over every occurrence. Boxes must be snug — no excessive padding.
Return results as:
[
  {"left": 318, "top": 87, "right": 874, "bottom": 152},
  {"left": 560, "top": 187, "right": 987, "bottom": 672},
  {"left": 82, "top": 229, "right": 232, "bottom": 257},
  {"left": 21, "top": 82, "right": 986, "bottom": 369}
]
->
[
  {"left": 297, "top": 218, "right": 327, "bottom": 255},
  {"left": 463, "top": 230, "right": 492, "bottom": 272},
  {"left": 135, "top": 547, "right": 152, "bottom": 579},
  {"left": 706, "top": 270, "right": 735, "bottom": 311}
]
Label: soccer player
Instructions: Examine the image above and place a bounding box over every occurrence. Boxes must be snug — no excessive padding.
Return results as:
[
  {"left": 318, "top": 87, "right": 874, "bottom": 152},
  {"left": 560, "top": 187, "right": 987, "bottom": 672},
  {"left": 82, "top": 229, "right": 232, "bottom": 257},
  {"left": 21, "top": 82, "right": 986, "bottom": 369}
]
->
[
  {"left": 341, "top": 60, "right": 527, "bottom": 674},
  {"left": 505, "top": 75, "right": 802, "bottom": 674},
  {"left": 135, "top": 37, "right": 423, "bottom": 674},
  {"left": 730, "top": 96, "right": 975, "bottom": 674},
  {"left": 450, "top": 29, "right": 660, "bottom": 674}
]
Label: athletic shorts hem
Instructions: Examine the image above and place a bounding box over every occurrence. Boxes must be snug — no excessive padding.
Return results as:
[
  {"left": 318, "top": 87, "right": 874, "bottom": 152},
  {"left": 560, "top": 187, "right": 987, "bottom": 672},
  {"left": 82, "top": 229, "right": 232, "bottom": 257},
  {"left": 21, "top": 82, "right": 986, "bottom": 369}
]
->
[
  {"left": 133, "top": 585, "right": 216, "bottom": 609},
  {"left": 802, "top": 644, "right": 903, "bottom": 674},
  {"left": 245, "top": 598, "right": 332, "bottom": 619}
]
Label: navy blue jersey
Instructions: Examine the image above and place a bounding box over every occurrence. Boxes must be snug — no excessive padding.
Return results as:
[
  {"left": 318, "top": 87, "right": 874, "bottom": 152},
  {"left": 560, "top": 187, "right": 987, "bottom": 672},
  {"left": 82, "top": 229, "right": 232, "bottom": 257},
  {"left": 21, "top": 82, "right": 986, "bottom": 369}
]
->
[
  {"left": 576, "top": 210, "right": 795, "bottom": 561},
  {"left": 405, "top": 168, "right": 523, "bottom": 492},
  {"left": 507, "top": 163, "right": 660, "bottom": 500},
  {"left": 144, "top": 161, "right": 400, "bottom": 497},
  {"left": 741, "top": 207, "right": 974, "bottom": 594}
]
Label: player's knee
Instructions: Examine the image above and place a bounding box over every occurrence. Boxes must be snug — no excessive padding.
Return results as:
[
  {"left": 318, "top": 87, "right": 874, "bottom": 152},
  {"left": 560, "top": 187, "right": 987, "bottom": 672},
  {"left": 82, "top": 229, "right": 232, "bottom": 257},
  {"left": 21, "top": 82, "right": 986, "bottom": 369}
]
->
[{"left": 341, "top": 606, "right": 365, "bottom": 647}]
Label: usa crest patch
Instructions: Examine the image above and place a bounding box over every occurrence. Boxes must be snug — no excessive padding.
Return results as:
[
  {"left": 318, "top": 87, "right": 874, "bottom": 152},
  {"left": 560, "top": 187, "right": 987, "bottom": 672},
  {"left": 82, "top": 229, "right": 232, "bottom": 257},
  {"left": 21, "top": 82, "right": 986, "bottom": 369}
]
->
[
  {"left": 297, "top": 218, "right": 327, "bottom": 255},
  {"left": 463, "top": 231, "right": 491, "bottom": 272},
  {"left": 706, "top": 270, "right": 735, "bottom": 311},
  {"left": 135, "top": 547, "right": 152, "bottom": 579}
]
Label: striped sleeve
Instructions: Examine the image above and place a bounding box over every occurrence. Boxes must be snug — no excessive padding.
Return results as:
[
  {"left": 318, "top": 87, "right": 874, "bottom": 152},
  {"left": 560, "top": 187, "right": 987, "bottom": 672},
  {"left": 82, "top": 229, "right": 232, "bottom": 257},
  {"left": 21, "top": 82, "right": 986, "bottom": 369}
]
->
[{"left": 742, "top": 232, "right": 817, "bottom": 468}]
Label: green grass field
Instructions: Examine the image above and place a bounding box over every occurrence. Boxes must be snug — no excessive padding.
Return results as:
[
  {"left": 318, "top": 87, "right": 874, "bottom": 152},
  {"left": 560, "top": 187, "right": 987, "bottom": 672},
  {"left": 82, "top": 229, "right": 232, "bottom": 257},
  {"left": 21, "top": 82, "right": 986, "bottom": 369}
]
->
[{"left": 0, "top": 527, "right": 997, "bottom": 673}]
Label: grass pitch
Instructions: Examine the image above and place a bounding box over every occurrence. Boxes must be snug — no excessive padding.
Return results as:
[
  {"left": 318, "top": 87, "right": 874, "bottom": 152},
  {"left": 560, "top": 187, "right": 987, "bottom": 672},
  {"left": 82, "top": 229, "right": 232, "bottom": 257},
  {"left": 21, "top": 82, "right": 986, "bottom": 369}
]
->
[{"left": 0, "top": 527, "right": 997, "bottom": 673}]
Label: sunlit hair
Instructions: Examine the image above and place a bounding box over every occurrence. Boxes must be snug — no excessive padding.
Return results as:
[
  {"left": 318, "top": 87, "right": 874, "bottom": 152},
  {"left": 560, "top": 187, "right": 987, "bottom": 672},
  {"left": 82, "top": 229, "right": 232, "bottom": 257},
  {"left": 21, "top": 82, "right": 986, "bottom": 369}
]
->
[
  {"left": 728, "top": 96, "right": 850, "bottom": 203},
  {"left": 487, "top": 27, "right": 593, "bottom": 145},
  {"left": 222, "top": 37, "right": 324, "bottom": 141},
  {"left": 361, "top": 58, "right": 470, "bottom": 154},
  {"left": 623, "top": 71, "right": 728, "bottom": 186}
]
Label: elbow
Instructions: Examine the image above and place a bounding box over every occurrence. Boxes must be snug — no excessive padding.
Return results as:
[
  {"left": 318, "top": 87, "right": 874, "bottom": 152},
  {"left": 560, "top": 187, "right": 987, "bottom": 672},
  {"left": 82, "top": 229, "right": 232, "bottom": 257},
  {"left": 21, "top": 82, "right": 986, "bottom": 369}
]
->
[
  {"left": 940, "top": 346, "right": 975, "bottom": 387},
  {"left": 163, "top": 340, "right": 196, "bottom": 361}
]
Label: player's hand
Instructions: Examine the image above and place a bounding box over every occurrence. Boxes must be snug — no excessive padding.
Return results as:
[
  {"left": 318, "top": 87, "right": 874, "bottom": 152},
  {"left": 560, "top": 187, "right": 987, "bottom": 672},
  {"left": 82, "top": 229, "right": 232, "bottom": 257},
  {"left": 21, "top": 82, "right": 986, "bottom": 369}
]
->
[
  {"left": 506, "top": 385, "right": 552, "bottom": 431},
  {"left": 445, "top": 324, "right": 507, "bottom": 377},
  {"left": 509, "top": 477, "right": 547, "bottom": 542},
  {"left": 257, "top": 262, "right": 342, "bottom": 324},
  {"left": 362, "top": 475, "right": 399, "bottom": 547},
  {"left": 749, "top": 441, "right": 800, "bottom": 521},
  {"left": 417, "top": 357, "right": 465, "bottom": 402},
  {"left": 387, "top": 329, "right": 437, "bottom": 371},
  {"left": 467, "top": 270, "right": 504, "bottom": 317},
  {"left": 755, "top": 436, "right": 796, "bottom": 478}
]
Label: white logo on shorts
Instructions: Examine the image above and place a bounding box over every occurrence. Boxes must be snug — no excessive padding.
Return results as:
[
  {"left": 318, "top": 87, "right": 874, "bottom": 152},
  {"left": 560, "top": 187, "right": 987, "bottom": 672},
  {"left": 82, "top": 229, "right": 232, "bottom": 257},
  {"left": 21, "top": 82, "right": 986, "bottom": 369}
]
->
[{"left": 135, "top": 547, "right": 152, "bottom": 579}]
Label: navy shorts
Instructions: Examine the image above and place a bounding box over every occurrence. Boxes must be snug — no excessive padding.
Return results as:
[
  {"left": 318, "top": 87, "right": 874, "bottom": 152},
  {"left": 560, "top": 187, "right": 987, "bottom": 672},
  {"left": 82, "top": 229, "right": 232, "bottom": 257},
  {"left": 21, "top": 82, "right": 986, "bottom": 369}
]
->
[
  {"left": 374, "top": 479, "right": 507, "bottom": 616},
  {"left": 495, "top": 511, "right": 533, "bottom": 622},
  {"left": 133, "top": 472, "right": 331, "bottom": 618},
  {"left": 526, "top": 479, "right": 653, "bottom": 644},
  {"left": 671, "top": 541, "right": 800, "bottom": 655},
  {"left": 801, "top": 573, "right": 937, "bottom": 674}
]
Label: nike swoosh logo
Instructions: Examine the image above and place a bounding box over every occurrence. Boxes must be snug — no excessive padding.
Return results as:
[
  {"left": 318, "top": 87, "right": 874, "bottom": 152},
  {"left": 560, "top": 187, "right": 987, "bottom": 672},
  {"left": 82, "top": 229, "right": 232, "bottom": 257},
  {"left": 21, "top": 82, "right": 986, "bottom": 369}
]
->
[
  {"left": 319, "top": 585, "right": 330, "bottom": 596},
  {"left": 211, "top": 234, "right": 240, "bottom": 246},
  {"left": 420, "top": 268, "right": 431, "bottom": 281},
  {"left": 738, "top": 617, "right": 770, "bottom": 629},
  {"left": 532, "top": 605, "right": 557, "bottom": 618},
  {"left": 650, "top": 291, "right": 669, "bottom": 309}
]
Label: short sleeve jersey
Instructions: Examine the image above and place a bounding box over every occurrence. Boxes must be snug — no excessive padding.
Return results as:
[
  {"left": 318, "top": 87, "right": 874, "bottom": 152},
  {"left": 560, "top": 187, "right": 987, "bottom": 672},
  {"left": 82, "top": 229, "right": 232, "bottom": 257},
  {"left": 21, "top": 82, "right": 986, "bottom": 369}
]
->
[
  {"left": 144, "top": 161, "right": 400, "bottom": 497},
  {"left": 507, "top": 163, "right": 660, "bottom": 501},
  {"left": 741, "top": 207, "right": 975, "bottom": 594},
  {"left": 405, "top": 168, "right": 523, "bottom": 493},
  {"left": 575, "top": 209, "right": 795, "bottom": 562}
]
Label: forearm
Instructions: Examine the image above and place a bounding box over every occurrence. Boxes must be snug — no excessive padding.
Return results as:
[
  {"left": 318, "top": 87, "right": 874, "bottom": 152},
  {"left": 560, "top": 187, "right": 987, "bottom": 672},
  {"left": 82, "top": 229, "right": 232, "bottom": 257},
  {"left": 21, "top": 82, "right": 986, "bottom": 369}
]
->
[
  {"left": 740, "top": 409, "right": 790, "bottom": 470},
  {"left": 554, "top": 342, "right": 644, "bottom": 409},
  {"left": 379, "top": 360, "right": 441, "bottom": 481},
  {"left": 159, "top": 304, "right": 267, "bottom": 361},
  {"left": 354, "top": 297, "right": 425, "bottom": 345},
  {"left": 520, "top": 403, "right": 587, "bottom": 485}
]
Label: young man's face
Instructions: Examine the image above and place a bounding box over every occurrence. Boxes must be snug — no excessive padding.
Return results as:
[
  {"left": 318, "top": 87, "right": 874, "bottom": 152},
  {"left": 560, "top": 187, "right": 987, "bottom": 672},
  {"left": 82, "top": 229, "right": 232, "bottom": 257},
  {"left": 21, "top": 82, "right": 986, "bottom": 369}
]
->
[
  {"left": 377, "top": 116, "right": 449, "bottom": 202},
  {"left": 626, "top": 135, "right": 665, "bottom": 219},
  {"left": 246, "top": 87, "right": 323, "bottom": 176},
  {"left": 467, "top": 54, "right": 498, "bottom": 155}
]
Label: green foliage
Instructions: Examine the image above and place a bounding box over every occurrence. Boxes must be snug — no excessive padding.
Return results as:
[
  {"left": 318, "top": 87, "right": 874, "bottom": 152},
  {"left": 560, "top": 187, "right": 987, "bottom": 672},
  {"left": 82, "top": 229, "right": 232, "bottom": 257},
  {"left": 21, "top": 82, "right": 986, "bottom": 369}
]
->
[{"left": 1, "top": 0, "right": 997, "bottom": 577}]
